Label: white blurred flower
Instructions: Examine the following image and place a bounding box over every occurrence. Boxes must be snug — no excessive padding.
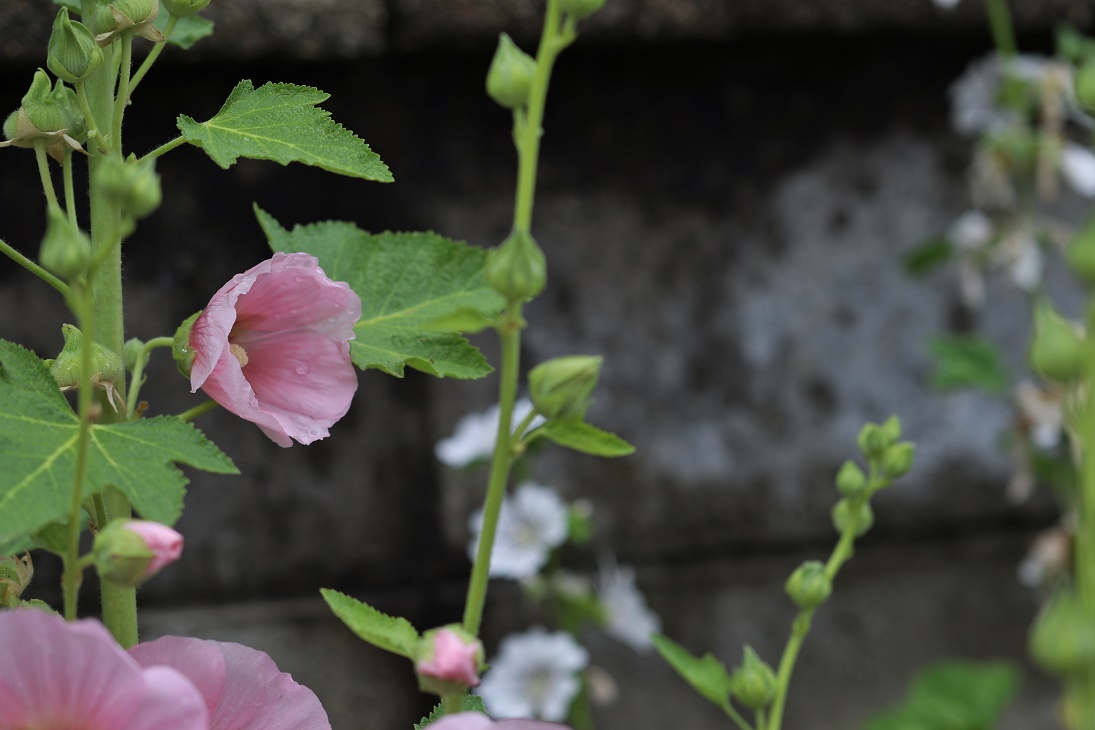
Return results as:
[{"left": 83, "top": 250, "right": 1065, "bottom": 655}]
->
[
  {"left": 468, "top": 482, "right": 569, "bottom": 579},
  {"left": 997, "top": 227, "right": 1042, "bottom": 291},
  {"left": 932, "top": 0, "right": 961, "bottom": 8},
  {"left": 436, "top": 398, "right": 543, "bottom": 467},
  {"left": 948, "top": 210, "right": 994, "bottom": 251},
  {"left": 1061, "top": 142, "right": 1095, "bottom": 197},
  {"left": 597, "top": 561, "right": 660, "bottom": 651},
  {"left": 476, "top": 628, "right": 589, "bottom": 721},
  {"left": 1014, "top": 380, "right": 1065, "bottom": 450},
  {"left": 949, "top": 54, "right": 1078, "bottom": 137},
  {"left": 1017, "top": 524, "right": 1072, "bottom": 588}
]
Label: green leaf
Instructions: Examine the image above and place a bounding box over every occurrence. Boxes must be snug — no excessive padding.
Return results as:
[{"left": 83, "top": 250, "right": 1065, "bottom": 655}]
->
[
  {"left": 863, "top": 661, "right": 1019, "bottom": 730},
  {"left": 421, "top": 308, "right": 497, "bottom": 335},
  {"left": 177, "top": 80, "right": 392, "bottom": 181},
  {"left": 651, "top": 634, "right": 733, "bottom": 712},
  {"left": 0, "top": 341, "right": 238, "bottom": 546},
  {"left": 927, "top": 335, "right": 1009, "bottom": 394},
  {"left": 321, "top": 588, "right": 421, "bottom": 659},
  {"left": 415, "top": 697, "right": 487, "bottom": 729},
  {"left": 154, "top": 13, "right": 214, "bottom": 50},
  {"left": 537, "top": 419, "right": 636, "bottom": 457},
  {"left": 904, "top": 237, "right": 954, "bottom": 277},
  {"left": 257, "top": 206, "right": 503, "bottom": 379}
]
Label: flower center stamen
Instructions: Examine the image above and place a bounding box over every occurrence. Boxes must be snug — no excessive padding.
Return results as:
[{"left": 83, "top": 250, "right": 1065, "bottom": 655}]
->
[{"left": 229, "top": 343, "right": 249, "bottom": 367}]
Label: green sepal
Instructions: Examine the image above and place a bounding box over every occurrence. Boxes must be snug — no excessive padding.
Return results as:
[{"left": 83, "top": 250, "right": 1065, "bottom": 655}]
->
[
  {"left": 172, "top": 311, "right": 201, "bottom": 378},
  {"left": 321, "top": 588, "right": 421, "bottom": 659},
  {"left": 536, "top": 419, "right": 635, "bottom": 457},
  {"left": 415, "top": 696, "right": 487, "bottom": 729},
  {"left": 651, "top": 634, "right": 733, "bottom": 712}
]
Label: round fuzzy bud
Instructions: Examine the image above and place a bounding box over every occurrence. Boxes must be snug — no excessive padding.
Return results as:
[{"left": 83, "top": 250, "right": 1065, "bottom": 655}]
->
[
  {"left": 529, "top": 355, "right": 603, "bottom": 421},
  {"left": 834, "top": 460, "right": 867, "bottom": 499},
  {"left": 172, "top": 311, "right": 202, "bottom": 377},
  {"left": 47, "top": 8, "right": 103, "bottom": 84},
  {"left": 881, "top": 442, "right": 915, "bottom": 479},
  {"left": 784, "top": 560, "right": 832, "bottom": 610},
  {"left": 1066, "top": 213, "right": 1095, "bottom": 285},
  {"left": 93, "top": 154, "right": 162, "bottom": 219},
  {"left": 92, "top": 520, "right": 183, "bottom": 588},
  {"left": 560, "top": 0, "right": 606, "bottom": 19},
  {"left": 486, "top": 33, "right": 537, "bottom": 109},
  {"left": 831, "top": 499, "right": 873, "bottom": 537},
  {"left": 1076, "top": 57, "right": 1095, "bottom": 113},
  {"left": 162, "top": 0, "right": 211, "bottom": 17},
  {"left": 46, "top": 323, "right": 126, "bottom": 411},
  {"left": 1029, "top": 298, "right": 1088, "bottom": 383},
  {"left": 112, "top": 0, "right": 157, "bottom": 25},
  {"left": 39, "top": 207, "right": 91, "bottom": 281},
  {"left": 415, "top": 625, "right": 485, "bottom": 696},
  {"left": 1029, "top": 589, "right": 1095, "bottom": 676},
  {"left": 728, "top": 645, "right": 777, "bottom": 710},
  {"left": 484, "top": 229, "right": 546, "bottom": 301}
]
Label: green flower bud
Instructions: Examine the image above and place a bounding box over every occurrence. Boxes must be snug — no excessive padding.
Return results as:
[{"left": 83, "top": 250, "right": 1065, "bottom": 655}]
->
[
  {"left": 92, "top": 519, "right": 182, "bottom": 588},
  {"left": 46, "top": 324, "right": 126, "bottom": 411},
  {"left": 47, "top": 8, "right": 104, "bottom": 84},
  {"left": 486, "top": 33, "right": 537, "bottom": 109},
  {"left": 1029, "top": 298, "right": 1088, "bottom": 383},
  {"left": 82, "top": 0, "right": 118, "bottom": 36},
  {"left": 728, "top": 646, "right": 777, "bottom": 710},
  {"left": 39, "top": 206, "right": 91, "bottom": 281},
  {"left": 784, "top": 560, "right": 832, "bottom": 610},
  {"left": 529, "top": 355, "right": 603, "bottom": 421},
  {"left": 1075, "top": 57, "right": 1095, "bottom": 114},
  {"left": 112, "top": 0, "right": 157, "bottom": 25},
  {"left": 484, "top": 229, "right": 546, "bottom": 301},
  {"left": 92, "top": 154, "right": 162, "bottom": 219},
  {"left": 123, "top": 337, "right": 144, "bottom": 371},
  {"left": 162, "top": 0, "right": 211, "bottom": 17},
  {"left": 560, "top": 0, "right": 606, "bottom": 19},
  {"left": 832, "top": 498, "right": 873, "bottom": 537},
  {"left": 22, "top": 70, "right": 68, "bottom": 134},
  {"left": 172, "top": 311, "right": 202, "bottom": 377},
  {"left": 1029, "top": 588, "right": 1095, "bottom": 676},
  {"left": 93, "top": 0, "right": 166, "bottom": 44},
  {"left": 1066, "top": 212, "right": 1095, "bottom": 285},
  {"left": 856, "top": 422, "right": 888, "bottom": 461},
  {"left": 881, "top": 442, "right": 915, "bottom": 479},
  {"left": 834, "top": 460, "right": 867, "bottom": 499}
]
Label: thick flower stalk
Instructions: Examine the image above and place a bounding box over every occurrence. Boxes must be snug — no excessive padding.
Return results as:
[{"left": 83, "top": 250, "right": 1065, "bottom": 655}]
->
[{"left": 188, "top": 252, "right": 361, "bottom": 447}]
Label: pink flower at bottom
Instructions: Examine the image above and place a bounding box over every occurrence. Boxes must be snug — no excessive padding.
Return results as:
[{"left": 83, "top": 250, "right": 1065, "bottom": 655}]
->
[
  {"left": 429, "top": 713, "right": 572, "bottom": 730},
  {"left": 0, "top": 609, "right": 208, "bottom": 730},
  {"left": 130, "top": 635, "right": 331, "bottom": 730},
  {"left": 189, "top": 252, "right": 361, "bottom": 447}
]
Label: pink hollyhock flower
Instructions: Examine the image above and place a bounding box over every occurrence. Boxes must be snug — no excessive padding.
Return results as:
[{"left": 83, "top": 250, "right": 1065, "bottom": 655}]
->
[
  {"left": 189, "top": 252, "right": 361, "bottom": 447},
  {"left": 0, "top": 609, "right": 208, "bottom": 730},
  {"left": 429, "top": 713, "right": 572, "bottom": 730},
  {"left": 417, "top": 627, "right": 484, "bottom": 688},
  {"left": 130, "top": 635, "right": 331, "bottom": 730}
]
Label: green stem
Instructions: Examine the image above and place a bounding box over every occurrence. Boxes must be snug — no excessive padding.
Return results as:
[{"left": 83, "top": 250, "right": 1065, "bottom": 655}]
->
[
  {"left": 34, "top": 144, "right": 61, "bottom": 213},
  {"left": 141, "top": 136, "right": 187, "bottom": 163},
  {"left": 723, "top": 702, "right": 755, "bottom": 730},
  {"left": 178, "top": 399, "right": 219, "bottom": 423},
  {"left": 126, "top": 336, "right": 173, "bottom": 416},
  {"left": 0, "top": 236, "right": 71, "bottom": 297},
  {"left": 111, "top": 35, "right": 133, "bottom": 154},
  {"left": 128, "top": 16, "right": 178, "bottom": 96},
  {"left": 75, "top": 83, "right": 104, "bottom": 150},
  {"left": 983, "top": 0, "right": 1017, "bottom": 58},
  {"left": 63, "top": 148, "right": 78, "bottom": 228},
  {"left": 1074, "top": 359, "right": 1095, "bottom": 728}
]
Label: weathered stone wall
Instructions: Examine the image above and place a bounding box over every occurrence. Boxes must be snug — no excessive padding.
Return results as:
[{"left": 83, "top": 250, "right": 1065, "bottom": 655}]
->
[{"left": 0, "top": 2, "right": 1083, "bottom": 727}]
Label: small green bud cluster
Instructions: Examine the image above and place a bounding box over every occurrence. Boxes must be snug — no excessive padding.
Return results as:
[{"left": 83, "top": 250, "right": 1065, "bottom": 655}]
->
[
  {"left": 484, "top": 229, "right": 546, "bottom": 301},
  {"left": 40, "top": 207, "right": 91, "bottom": 281},
  {"left": 47, "top": 7, "right": 103, "bottom": 85},
  {"left": 93, "top": 153, "right": 163, "bottom": 221},
  {"left": 529, "top": 355, "right": 602, "bottom": 421},
  {"left": 784, "top": 561, "right": 832, "bottom": 610},
  {"left": 2, "top": 69, "right": 87, "bottom": 158},
  {"left": 830, "top": 417, "right": 915, "bottom": 537},
  {"left": 486, "top": 33, "right": 537, "bottom": 110},
  {"left": 728, "top": 646, "right": 777, "bottom": 710},
  {"left": 1028, "top": 298, "right": 1089, "bottom": 383}
]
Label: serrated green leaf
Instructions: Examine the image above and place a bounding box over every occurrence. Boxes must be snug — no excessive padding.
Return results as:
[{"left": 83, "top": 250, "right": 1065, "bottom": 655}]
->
[
  {"left": 0, "top": 341, "right": 238, "bottom": 546},
  {"left": 257, "top": 206, "right": 503, "bottom": 379},
  {"left": 537, "top": 419, "right": 635, "bottom": 457},
  {"left": 927, "top": 335, "right": 1009, "bottom": 393},
  {"left": 177, "top": 80, "right": 392, "bottom": 181},
  {"left": 904, "top": 237, "right": 954, "bottom": 277},
  {"left": 321, "top": 588, "right": 421, "bottom": 659},
  {"left": 863, "top": 661, "right": 1019, "bottom": 730},
  {"left": 415, "top": 697, "right": 487, "bottom": 729},
  {"left": 154, "top": 13, "right": 214, "bottom": 50},
  {"left": 651, "top": 634, "right": 733, "bottom": 712}
]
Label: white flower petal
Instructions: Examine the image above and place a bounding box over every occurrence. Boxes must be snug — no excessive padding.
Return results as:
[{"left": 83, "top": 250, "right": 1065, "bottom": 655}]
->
[
  {"left": 1061, "top": 143, "right": 1095, "bottom": 198},
  {"left": 468, "top": 482, "right": 570, "bottom": 579},
  {"left": 477, "top": 628, "right": 589, "bottom": 722},
  {"left": 436, "top": 399, "right": 545, "bottom": 467},
  {"left": 597, "top": 561, "right": 661, "bottom": 651}
]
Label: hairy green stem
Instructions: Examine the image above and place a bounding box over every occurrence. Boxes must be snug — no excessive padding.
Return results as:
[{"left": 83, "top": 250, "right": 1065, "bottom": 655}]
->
[
  {"left": 983, "top": 0, "right": 1017, "bottom": 58},
  {"left": 0, "top": 236, "right": 70, "bottom": 297},
  {"left": 63, "top": 149, "right": 78, "bottom": 228},
  {"left": 112, "top": 36, "right": 133, "bottom": 154},
  {"left": 129, "top": 16, "right": 178, "bottom": 96},
  {"left": 75, "top": 83, "right": 104, "bottom": 149},
  {"left": 141, "top": 136, "right": 187, "bottom": 163},
  {"left": 126, "top": 336, "right": 174, "bottom": 416},
  {"left": 178, "top": 399, "right": 219, "bottom": 422},
  {"left": 34, "top": 145, "right": 61, "bottom": 213}
]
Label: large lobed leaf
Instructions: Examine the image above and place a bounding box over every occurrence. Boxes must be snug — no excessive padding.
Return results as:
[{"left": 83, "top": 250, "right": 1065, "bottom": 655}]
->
[
  {"left": 177, "top": 80, "right": 392, "bottom": 181},
  {"left": 0, "top": 341, "right": 238, "bottom": 546},
  {"left": 321, "top": 588, "right": 421, "bottom": 659},
  {"left": 257, "top": 206, "right": 503, "bottom": 379}
]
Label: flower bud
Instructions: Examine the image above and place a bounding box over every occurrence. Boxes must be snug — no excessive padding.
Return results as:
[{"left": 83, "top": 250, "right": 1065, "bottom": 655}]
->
[
  {"left": 1029, "top": 298, "right": 1088, "bottom": 383},
  {"left": 560, "top": 0, "right": 607, "bottom": 19},
  {"left": 22, "top": 70, "right": 68, "bottom": 135},
  {"left": 415, "top": 625, "right": 485, "bottom": 695},
  {"left": 831, "top": 498, "right": 873, "bottom": 537},
  {"left": 46, "top": 323, "right": 126, "bottom": 411},
  {"left": 1076, "top": 57, "right": 1095, "bottom": 114},
  {"left": 484, "top": 229, "right": 546, "bottom": 301},
  {"left": 123, "top": 337, "right": 144, "bottom": 371},
  {"left": 112, "top": 0, "right": 157, "bottom": 25},
  {"left": 94, "top": 154, "right": 162, "bottom": 219},
  {"left": 47, "top": 7, "right": 103, "bottom": 84},
  {"left": 40, "top": 206, "right": 91, "bottom": 281},
  {"left": 1066, "top": 212, "right": 1095, "bottom": 285},
  {"left": 834, "top": 460, "right": 867, "bottom": 499},
  {"left": 162, "top": 0, "right": 211, "bottom": 16},
  {"left": 1029, "top": 588, "right": 1095, "bottom": 676},
  {"left": 172, "top": 311, "right": 202, "bottom": 377},
  {"left": 881, "top": 442, "right": 915, "bottom": 480},
  {"left": 92, "top": 519, "right": 183, "bottom": 588},
  {"left": 856, "top": 421, "right": 891, "bottom": 461},
  {"left": 784, "top": 560, "right": 832, "bottom": 610},
  {"left": 0, "top": 554, "right": 33, "bottom": 608},
  {"left": 93, "top": 0, "right": 166, "bottom": 44},
  {"left": 486, "top": 33, "right": 537, "bottom": 109},
  {"left": 728, "top": 645, "right": 777, "bottom": 710},
  {"left": 529, "top": 355, "right": 602, "bottom": 421}
]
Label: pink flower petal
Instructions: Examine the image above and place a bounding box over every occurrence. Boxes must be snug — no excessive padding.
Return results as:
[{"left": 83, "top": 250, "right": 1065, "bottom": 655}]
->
[
  {"left": 417, "top": 629, "right": 482, "bottom": 686},
  {"left": 122, "top": 520, "right": 184, "bottom": 576},
  {"left": 132, "top": 636, "right": 330, "bottom": 730}
]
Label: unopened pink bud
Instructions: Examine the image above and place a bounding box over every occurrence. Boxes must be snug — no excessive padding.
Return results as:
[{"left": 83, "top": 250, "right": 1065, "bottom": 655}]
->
[
  {"left": 123, "top": 520, "right": 183, "bottom": 576},
  {"left": 93, "top": 519, "right": 183, "bottom": 587},
  {"left": 416, "top": 626, "right": 484, "bottom": 692}
]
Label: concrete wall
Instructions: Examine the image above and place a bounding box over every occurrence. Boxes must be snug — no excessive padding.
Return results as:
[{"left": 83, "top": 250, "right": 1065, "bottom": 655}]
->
[{"left": 0, "top": 2, "right": 1082, "bottom": 727}]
